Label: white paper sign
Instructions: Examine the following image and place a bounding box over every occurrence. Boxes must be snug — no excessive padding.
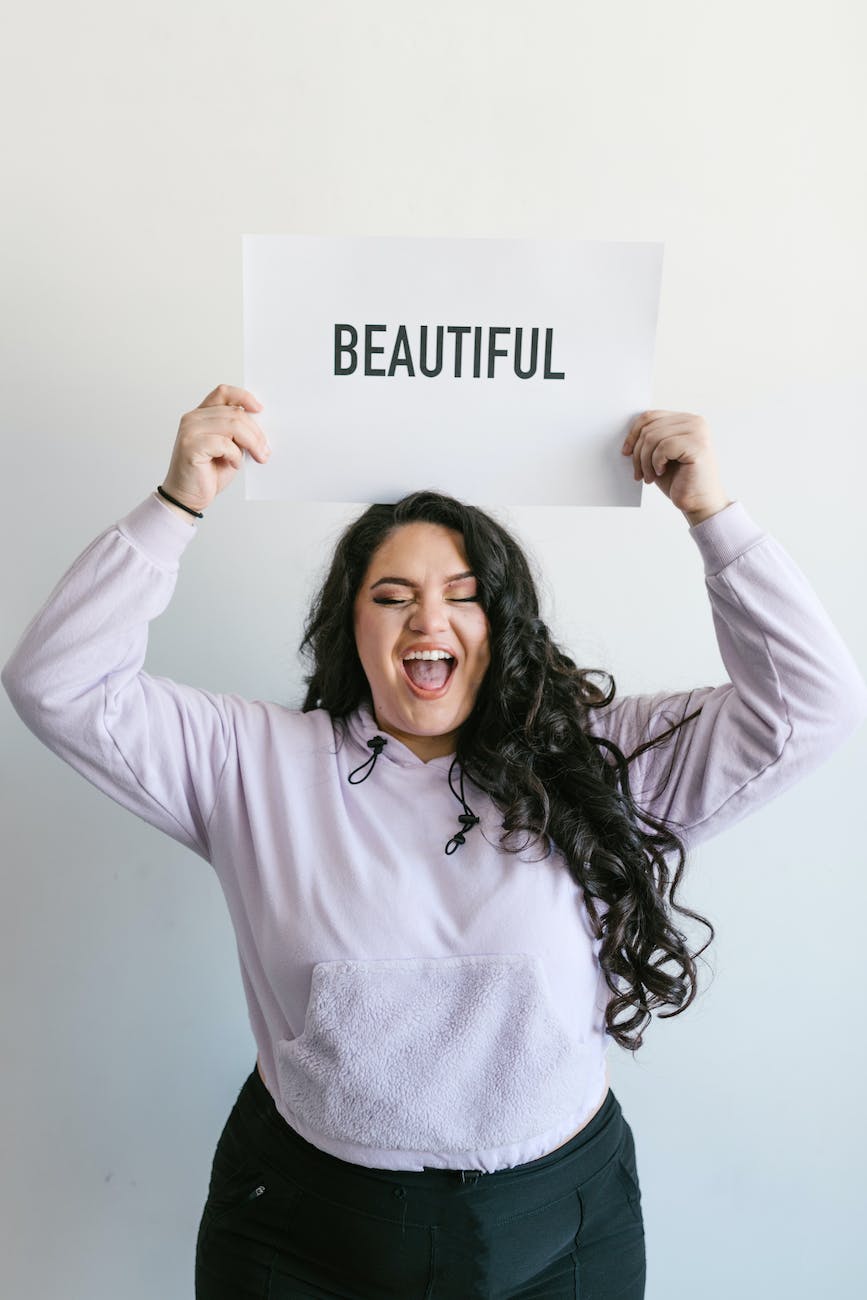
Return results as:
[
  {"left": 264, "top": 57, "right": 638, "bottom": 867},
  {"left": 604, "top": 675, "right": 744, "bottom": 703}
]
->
[{"left": 242, "top": 235, "right": 662, "bottom": 506}]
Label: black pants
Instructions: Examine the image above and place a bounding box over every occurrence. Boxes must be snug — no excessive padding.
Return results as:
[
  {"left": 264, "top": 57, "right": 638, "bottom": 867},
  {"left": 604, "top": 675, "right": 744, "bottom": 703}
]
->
[{"left": 195, "top": 1065, "right": 646, "bottom": 1299}]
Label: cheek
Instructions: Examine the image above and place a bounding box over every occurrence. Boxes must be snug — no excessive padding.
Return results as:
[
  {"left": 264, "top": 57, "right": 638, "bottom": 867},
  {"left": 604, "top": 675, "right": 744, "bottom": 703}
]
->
[
  {"left": 353, "top": 610, "right": 396, "bottom": 684},
  {"left": 471, "top": 621, "right": 492, "bottom": 680},
  {"left": 352, "top": 611, "right": 376, "bottom": 678}
]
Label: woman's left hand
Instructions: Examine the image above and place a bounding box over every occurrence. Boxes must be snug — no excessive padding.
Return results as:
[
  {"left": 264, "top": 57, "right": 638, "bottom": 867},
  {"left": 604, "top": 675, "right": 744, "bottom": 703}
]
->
[{"left": 622, "top": 410, "right": 732, "bottom": 525}]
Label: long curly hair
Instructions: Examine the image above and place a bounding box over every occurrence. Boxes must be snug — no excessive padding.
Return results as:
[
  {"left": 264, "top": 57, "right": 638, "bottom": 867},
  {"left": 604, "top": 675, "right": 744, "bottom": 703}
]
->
[{"left": 300, "top": 490, "right": 714, "bottom": 1051}]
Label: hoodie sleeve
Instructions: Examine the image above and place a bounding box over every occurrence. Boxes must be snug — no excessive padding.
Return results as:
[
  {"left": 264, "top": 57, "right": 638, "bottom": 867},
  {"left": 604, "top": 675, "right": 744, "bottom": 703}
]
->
[
  {"left": 1, "top": 493, "right": 231, "bottom": 862},
  {"left": 583, "top": 502, "right": 867, "bottom": 850}
]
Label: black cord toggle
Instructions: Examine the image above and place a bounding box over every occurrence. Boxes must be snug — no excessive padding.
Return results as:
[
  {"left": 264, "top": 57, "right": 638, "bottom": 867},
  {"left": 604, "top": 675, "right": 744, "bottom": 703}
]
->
[
  {"left": 445, "top": 759, "right": 480, "bottom": 855},
  {"left": 347, "top": 735, "right": 388, "bottom": 784},
  {"left": 445, "top": 818, "right": 481, "bottom": 855}
]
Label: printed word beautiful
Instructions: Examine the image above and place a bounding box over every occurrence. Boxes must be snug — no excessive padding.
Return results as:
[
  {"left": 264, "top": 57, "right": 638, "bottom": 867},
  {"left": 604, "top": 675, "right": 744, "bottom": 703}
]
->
[{"left": 334, "top": 325, "right": 565, "bottom": 379}]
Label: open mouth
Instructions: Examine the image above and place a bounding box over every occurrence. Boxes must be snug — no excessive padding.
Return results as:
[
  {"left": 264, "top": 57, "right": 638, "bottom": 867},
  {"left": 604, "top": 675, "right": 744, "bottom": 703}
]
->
[{"left": 401, "top": 651, "right": 456, "bottom": 695}]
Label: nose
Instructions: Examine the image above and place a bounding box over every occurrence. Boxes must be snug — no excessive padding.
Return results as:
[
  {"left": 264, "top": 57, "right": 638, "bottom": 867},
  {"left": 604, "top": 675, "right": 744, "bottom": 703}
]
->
[{"left": 408, "top": 591, "right": 450, "bottom": 635}]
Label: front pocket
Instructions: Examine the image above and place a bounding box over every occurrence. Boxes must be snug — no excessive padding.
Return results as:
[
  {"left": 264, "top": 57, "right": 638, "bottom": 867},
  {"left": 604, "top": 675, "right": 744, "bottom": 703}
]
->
[
  {"left": 613, "top": 1158, "right": 642, "bottom": 1221},
  {"left": 206, "top": 1170, "right": 270, "bottom": 1227},
  {"left": 205, "top": 1110, "right": 289, "bottom": 1227},
  {"left": 613, "top": 1124, "right": 643, "bottom": 1223},
  {"left": 275, "top": 953, "right": 591, "bottom": 1157}
]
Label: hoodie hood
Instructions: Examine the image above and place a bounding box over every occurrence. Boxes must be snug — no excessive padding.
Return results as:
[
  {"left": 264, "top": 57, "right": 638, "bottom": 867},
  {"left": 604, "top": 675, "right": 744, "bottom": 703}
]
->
[{"left": 345, "top": 703, "right": 458, "bottom": 773}]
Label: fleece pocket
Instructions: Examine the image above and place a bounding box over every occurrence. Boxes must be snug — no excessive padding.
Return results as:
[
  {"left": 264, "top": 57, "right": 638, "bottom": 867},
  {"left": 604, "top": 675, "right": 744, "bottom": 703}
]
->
[{"left": 275, "top": 953, "right": 587, "bottom": 1156}]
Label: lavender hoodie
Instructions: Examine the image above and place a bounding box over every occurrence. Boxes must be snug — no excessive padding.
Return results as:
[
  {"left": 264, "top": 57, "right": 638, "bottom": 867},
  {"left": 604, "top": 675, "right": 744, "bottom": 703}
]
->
[{"left": 3, "top": 492, "right": 865, "bottom": 1172}]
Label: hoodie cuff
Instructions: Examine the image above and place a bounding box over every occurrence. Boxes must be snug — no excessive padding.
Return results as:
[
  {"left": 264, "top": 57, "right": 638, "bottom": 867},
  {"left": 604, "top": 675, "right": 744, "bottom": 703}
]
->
[
  {"left": 687, "top": 500, "right": 767, "bottom": 577},
  {"left": 115, "top": 493, "right": 200, "bottom": 572}
]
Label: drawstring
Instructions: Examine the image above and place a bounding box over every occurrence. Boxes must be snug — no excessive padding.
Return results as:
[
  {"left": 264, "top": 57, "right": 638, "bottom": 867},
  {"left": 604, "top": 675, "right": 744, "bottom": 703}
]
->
[
  {"left": 445, "top": 757, "right": 480, "bottom": 855},
  {"left": 346, "top": 734, "right": 480, "bottom": 854},
  {"left": 347, "top": 735, "right": 387, "bottom": 783}
]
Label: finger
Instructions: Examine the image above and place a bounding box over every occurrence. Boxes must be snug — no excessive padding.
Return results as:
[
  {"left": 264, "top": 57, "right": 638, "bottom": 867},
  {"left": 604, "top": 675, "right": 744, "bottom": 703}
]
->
[
  {"left": 196, "top": 434, "right": 245, "bottom": 470},
  {"left": 623, "top": 410, "right": 668, "bottom": 453},
  {"left": 631, "top": 426, "right": 659, "bottom": 481},
  {"left": 650, "top": 441, "right": 671, "bottom": 477},
  {"left": 626, "top": 426, "right": 645, "bottom": 478},
  {"left": 193, "top": 405, "right": 267, "bottom": 440},
  {"left": 624, "top": 411, "right": 697, "bottom": 447},
  {"left": 624, "top": 418, "right": 695, "bottom": 480},
  {"left": 637, "top": 426, "right": 681, "bottom": 480},
  {"left": 639, "top": 431, "right": 657, "bottom": 482},
  {"left": 197, "top": 383, "right": 263, "bottom": 411},
  {"left": 636, "top": 428, "right": 668, "bottom": 482},
  {"left": 186, "top": 406, "right": 270, "bottom": 460},
  {"left": 642, "top": 432, "right": 698, "bottom": 481},
  {"left": 624, "top": 412, "right": 649, "bottom": 446},
  {"left": 650, "top": 432, "right": 695, "bottom": 476}
]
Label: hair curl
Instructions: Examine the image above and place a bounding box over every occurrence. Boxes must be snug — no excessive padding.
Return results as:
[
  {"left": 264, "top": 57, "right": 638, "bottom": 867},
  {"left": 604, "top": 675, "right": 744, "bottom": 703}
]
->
[{"left": 300, "top": 491, "right": 714, "bottom": 1051}]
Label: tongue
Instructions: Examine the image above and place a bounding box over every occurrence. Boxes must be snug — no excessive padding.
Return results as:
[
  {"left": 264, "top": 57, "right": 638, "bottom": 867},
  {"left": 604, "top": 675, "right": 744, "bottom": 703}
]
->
[{"left": 405, "top": 658, "right": 451, "bottom": 690}]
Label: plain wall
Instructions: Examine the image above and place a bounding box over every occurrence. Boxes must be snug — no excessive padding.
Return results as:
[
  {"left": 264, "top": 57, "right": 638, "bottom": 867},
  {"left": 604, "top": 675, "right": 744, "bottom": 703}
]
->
[{"left": 2, "top": 2, "right": 865, "bottom": 1296}]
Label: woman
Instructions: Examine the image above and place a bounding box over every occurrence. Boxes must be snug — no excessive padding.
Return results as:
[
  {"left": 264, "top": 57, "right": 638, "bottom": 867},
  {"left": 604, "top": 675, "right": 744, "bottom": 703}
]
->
[{"left": 3, "top": 384, "right": 865, "bottom": 1299}]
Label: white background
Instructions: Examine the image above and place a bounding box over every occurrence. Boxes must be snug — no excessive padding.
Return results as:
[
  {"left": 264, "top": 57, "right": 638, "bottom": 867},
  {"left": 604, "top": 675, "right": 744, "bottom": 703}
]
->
[{"left": 2, "top": 3, "right": 866, "bottom": 1297}]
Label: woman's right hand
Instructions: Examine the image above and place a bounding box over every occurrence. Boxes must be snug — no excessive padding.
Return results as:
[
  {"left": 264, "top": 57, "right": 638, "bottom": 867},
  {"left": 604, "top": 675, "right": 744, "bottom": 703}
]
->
[{"left": 160, "top": 384, "right": 271, "bottom": 515}]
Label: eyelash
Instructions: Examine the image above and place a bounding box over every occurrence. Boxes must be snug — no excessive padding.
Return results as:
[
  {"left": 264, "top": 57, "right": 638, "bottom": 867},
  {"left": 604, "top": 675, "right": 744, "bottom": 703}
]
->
[{"left": 372, "top": 596, "right": 480, "bottom": 606}]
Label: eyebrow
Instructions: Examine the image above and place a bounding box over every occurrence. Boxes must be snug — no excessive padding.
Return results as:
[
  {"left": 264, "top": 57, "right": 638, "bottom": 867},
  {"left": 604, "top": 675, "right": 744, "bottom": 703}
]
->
[{"left": 369, "top": 571, "right": 475, "bottom": 591}]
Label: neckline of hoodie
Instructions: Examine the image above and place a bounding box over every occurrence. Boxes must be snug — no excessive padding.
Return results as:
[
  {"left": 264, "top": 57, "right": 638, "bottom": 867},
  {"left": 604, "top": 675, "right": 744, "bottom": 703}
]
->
[{"left": 346, "top": 705, "right": 457, "bottom": 772}]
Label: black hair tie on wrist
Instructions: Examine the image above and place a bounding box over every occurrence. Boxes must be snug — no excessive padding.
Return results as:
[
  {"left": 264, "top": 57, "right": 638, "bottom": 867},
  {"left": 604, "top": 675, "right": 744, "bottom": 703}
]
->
[{"left": 157, "top": 485, "right": 204, "bottom": 518}]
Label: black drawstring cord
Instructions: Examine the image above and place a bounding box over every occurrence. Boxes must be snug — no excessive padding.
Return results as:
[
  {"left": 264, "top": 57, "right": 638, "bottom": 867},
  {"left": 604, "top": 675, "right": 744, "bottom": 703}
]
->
[
  {"left": 445, "top": 758, "right": 480, "bottom": 855},
  {"left": 347, "top": 735, "right": 388, "bottom": 783},
  {"left": 346, "top": 734, "right": 479, "bottom": 854}
]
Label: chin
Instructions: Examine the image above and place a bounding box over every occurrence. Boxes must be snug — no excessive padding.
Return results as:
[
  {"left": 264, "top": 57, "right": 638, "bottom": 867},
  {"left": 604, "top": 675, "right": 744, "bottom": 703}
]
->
[
  {"left": 404, "top": 710, "right": 464, "bottom": 739},
  {"left": 379, "top": 701, "right": 468, "bottom": 744}
]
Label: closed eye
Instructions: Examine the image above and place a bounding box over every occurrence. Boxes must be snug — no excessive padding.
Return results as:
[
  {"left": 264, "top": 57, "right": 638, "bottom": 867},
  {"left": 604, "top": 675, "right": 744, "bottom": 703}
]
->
[{"left": 373, "top": 595, "right": 479, "bottom": 606}]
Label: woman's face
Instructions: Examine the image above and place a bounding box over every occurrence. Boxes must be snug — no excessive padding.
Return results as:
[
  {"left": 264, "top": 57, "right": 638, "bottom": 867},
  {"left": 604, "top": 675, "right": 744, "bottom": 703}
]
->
[{"left": 353, "top": 522, "right": 491, "bottom": 761}]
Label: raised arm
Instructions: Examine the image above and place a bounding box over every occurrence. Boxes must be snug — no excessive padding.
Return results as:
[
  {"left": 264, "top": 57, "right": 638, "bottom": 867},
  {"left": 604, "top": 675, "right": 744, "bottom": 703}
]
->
[
  {"left": 1, "top": 384, "right": 272, "bottom": 861},
  {"left": 584, "top": 411, "right": 867, "bottom": 848}
]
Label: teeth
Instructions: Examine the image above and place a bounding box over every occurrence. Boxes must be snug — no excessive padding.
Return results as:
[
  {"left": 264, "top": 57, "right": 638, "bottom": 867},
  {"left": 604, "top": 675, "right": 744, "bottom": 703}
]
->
[{"left": 403, "top": 650, "right": 454, "bottom": 661}]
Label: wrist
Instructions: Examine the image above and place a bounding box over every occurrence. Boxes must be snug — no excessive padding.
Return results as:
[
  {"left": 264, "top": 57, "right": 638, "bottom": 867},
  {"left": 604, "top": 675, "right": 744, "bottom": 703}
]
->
[
  {"left": 683, "top": 497, "right": 733, "bottom": 527},
  {"left": 155, "top": 488, "right": 201, "bottom": 524},
  {"left": 156, "top": 484, "right": 204, "bottom": 521}
]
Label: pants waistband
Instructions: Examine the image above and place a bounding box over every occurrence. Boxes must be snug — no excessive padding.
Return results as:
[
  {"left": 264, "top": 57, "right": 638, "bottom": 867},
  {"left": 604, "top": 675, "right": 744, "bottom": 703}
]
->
[{"left": 236, "top": 1064, "right": 626, "bottom": 1222}]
